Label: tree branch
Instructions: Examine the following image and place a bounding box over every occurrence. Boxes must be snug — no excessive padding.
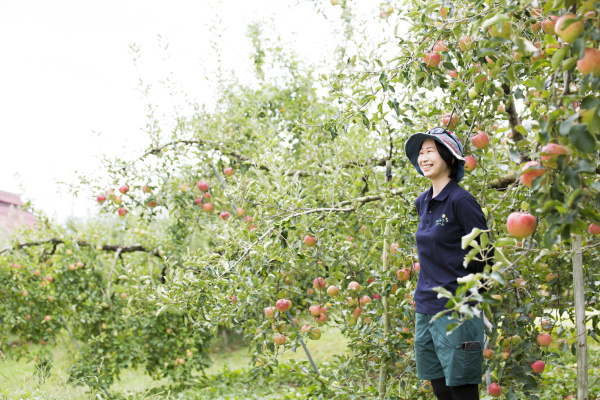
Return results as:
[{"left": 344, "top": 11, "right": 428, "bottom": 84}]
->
[
  {"left": 0, "top": 238, "right": 162, "bottom": 257},
  {"left": 502, "top": 83, "right": 526, "bottom": 145}
]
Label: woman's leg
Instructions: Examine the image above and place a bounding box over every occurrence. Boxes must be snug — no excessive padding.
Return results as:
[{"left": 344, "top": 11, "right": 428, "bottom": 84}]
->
[
  {"left": 431, "top": 377, "right": 453, "bottom": 400},
  {"left": 450, "top": 384, "right": 479, "bottom": 400}
]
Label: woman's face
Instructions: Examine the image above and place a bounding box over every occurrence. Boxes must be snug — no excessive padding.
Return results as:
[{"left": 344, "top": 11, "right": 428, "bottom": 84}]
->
[{"left": 418, "top": 138, "right": 451, "bottom": 181}]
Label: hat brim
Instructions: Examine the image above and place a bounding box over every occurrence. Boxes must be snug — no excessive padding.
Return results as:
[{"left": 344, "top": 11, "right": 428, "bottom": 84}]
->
[{"left": 405, "top": 132, "right": 466, "bottom": 182}]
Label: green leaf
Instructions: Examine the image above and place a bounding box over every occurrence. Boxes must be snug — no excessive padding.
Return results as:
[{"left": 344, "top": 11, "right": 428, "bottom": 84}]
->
[
  {"left": 551, "top": 46, "right": 569, "bottom": 71},
  {"left": 462, "top": 228, "right": 482, "bottom": 250},
  {"left": 562, "top": 56, "right": 578, "bottom": 71},
  {"left": 569, "top": 124, "right": 596, "bottom": 153},
  {"left": 481, "top": 14, "right": 510, "bottom": 31}
]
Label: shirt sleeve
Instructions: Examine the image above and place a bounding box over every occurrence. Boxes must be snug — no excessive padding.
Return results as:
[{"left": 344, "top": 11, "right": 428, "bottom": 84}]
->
[{"left": 454, "top": 195, "right": 493, "bottom": 273}]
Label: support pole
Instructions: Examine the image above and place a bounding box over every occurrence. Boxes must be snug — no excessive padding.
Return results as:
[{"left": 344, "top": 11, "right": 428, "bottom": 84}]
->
[
  {"left": 286, "top": 310, "right": 320, "bottom": 375},
  {"left": 378, "top": 160, "right": 392, "bottom": 398},
  {"left": 572, "top": 234, "right": 589, "bottom": 400}
]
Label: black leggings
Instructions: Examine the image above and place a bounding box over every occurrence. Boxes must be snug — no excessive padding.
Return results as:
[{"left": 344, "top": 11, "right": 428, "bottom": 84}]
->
[{"left": 431, "top": 377, "right": 479, "bottom": 400}]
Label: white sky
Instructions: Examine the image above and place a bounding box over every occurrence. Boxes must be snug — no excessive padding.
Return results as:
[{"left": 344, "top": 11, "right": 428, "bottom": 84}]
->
[{"left": 1, "top": 0, "right": 379, "bottom": 223}]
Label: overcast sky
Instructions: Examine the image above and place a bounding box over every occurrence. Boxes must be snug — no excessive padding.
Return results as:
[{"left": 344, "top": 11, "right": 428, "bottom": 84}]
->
[{"left": 0, "top": 0, "right": 367, "bottom": 223}]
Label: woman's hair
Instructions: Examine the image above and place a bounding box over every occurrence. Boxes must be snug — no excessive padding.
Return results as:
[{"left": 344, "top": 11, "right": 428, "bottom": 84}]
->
[{"left": 434, "top": 140, "right": 459, "bottom": 180}]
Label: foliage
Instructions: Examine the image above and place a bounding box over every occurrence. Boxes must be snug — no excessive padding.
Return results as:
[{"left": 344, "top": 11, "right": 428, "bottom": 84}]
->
[{"left": 2, "top": 0, "right": 600, "bottom": 398}]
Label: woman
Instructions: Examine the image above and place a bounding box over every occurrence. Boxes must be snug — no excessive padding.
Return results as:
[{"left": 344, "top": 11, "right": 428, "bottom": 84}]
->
[{"left": 404, "top": 127, "right": 489, "bottom": 400}]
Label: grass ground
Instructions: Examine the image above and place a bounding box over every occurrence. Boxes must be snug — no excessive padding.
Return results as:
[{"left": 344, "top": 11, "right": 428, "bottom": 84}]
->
[{"left": 0, "top": 328, "right": 348, "bottom": 399}]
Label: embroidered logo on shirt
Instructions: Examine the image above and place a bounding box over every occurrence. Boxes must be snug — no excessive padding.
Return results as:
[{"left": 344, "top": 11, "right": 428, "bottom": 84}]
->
[{"left": 435, "top": 214, "right": 449, "bottom": 227}]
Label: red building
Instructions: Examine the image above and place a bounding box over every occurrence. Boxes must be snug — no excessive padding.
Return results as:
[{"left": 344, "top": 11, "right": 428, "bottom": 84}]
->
[{"left": 0, "top": 190, "right": 38, "bottom": 234}]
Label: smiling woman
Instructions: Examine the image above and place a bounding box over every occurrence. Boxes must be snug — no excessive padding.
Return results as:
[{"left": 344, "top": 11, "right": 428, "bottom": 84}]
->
[{"left": 404, "top": 127, "right": 491, "bottom": 400}]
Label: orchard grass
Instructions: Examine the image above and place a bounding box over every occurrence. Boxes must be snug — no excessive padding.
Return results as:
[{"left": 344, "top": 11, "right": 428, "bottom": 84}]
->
[{"left": 1, "top": 327, "right": 598, "bottom": 399}]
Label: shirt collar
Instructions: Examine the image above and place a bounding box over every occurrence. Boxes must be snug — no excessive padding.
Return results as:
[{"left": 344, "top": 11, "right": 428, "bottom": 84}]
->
[{"left": 425, "top": 179, "right": 459, "bottom": 202}]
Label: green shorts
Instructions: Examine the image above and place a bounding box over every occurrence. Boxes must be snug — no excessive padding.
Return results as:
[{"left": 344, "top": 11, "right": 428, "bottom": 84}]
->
[{"left": 414, "top": 312, "right": 484, "bottom": 387}]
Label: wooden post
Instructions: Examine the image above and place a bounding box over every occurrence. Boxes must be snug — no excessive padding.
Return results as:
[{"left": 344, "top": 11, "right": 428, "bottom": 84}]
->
[
  {"left": 378, "top": 160, "right": 392, "bottom": 398},
  {"left": 572, "top": 234, "right": 589, "bottom": 400}
]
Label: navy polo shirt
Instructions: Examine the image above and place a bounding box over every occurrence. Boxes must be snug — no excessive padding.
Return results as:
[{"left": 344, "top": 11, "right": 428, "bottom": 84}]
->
[{"left": 414, "top": 179, "right": 489, "bottom": 314}]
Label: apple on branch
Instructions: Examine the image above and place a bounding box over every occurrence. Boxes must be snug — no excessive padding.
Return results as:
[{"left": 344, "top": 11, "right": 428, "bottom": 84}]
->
[
  {"left": 471, "top": 131, "right": 490, "bottom": 149},
  {"left": 507, "top": 212, "right": 537, "bottom": 239},
  {"left": 520, "top": 161, "right": 545, "bottom": 188},
  {"left": 464, "top": 156, "right": 477, "bottom": 172},
  {"left": 555, "top": 14, "right": 584, "bottom": 43}
]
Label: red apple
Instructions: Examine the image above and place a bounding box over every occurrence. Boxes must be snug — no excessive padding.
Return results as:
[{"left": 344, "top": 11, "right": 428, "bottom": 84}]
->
[
  {"left": 483, "top": 349, "right": 494, "bottom": 359},
  {"left": 142, "top": 184, "right": 152, "bottom": 193},
  {"left": 113, "top": 196, "right": 122, "bottom": 205},
  {"left": 507, "top": 212, "right": 537, "bottom": 239},
  {"left": 368, "top": 277, "right": 375, "bottom": 283},
  {"left": 21, "top": 290, "right": 28, "bottom": 297},
  {"left": 346, "top": 235, "right": 353, "bottom": 242},
  {"left": 68, "top": 264, "right": 76, "bottom": 271},
  {"left": 34, "top": 270, "right": 40, "bottom": 276},
  {"left": 316, "top": 313, "right": 327, "bottom": 323},
  {"left": 542, "top": 16, "right": 558, "bottom": 34},
  {"left": 304, "top": 235, "right": 317, "bottom": 247},
  {"left": 44, "top": 315, "right": 51, "bottom": 322},
  {"left": 25, "top": 314, "right": 31, "bottom": 320},
  {"left": 360, "top": 295, "right": 372, "bottom": 306},
  {"left": 577, "top": 48, "right": 600, "bottom": 76},
  {"left": 441, "top": 113, "right": 459, "bottom": 129},
  {"left": 540, "top": 143, "right": 572, "bottom": 168},
  {"left": 236, "top": 207, "right": 245, "bottom": 216},
  {"left": 352, "top": 307, "right": 363, "bottom": 318},
  {"left": 432, "top": 41, "right": 448, "bottom": 53},
  {"left": 545, "top": 273, "right": 558, "bottom": 282},
  {"left": 197, "top": 180, "right": 209, "bottom": 192},
  {"left": 531, "top": 360, "right": 545, "bottom": 373},
  {"left": 203, "top": 203, "right": 213, "bottom": 212},
  {"left": 373, "top": 293, "right": 381, "bottom": 300},
  {"left": 194, "top": 197, "right": 203, "bottom": 206},
  {"left": 248, "top": 223, "right": 256, "bottom": 231},
  {"left": 589, "top": 223, "right": 600, "bottom": 235},
  {"left": 274, "top": 334, "right": 286, "bottom": 346},
  {"left": 439, "top": 6, "right": 448, "bottom": 18},
  {"left": 309, "top": 305, "right": 321, "bottom": 317},
  {"left": 464, "top": 156, "right": 477, "bottom": 172},
  {"left": 166, "top": 328, "right": 173, "bottom": 334},
  {"left": 48, "top": 296, "right": 54, "bottom": 302},
  {"left": 348, "top": 281, "right": 361, "bottom": 293},
  {"left": 327, "top": 285, "right": 340, "bottom": 296},
  {"left": 97, "top": 194, "right": 106, "bottom": 204},
  {"left": 45, "top": 276, "right": 53, "bottom": 283},
  {"left": 264, "top": 306, "right": 276, "bottom": 318},
  {"left": 224, "top": 167, "right": 234, "bottom": 177},
  {"left": 120, "top": 293, "right": 127, "bottom": 299},
  {"left": 146, "top": 200, "right": 157, "bottom": 208},
  {"left": 313, "top": 277, "right": 326, "bottom": 289},
  {"left": 489, "top": 383, "right": 502, "bottom": 397},
  {"left": 118, "top": 185, "right": 129, "bottom": 194},
  {"left": 423, "top": 52, "right": 442, "bottom": 67},
  {"left": 276, "top": 298, "right": 291, "bottom": 312},
  {"left": 447, "top": 70, "right": 458, "bottom": 79},
  {"left": 531, "top": 21, "right": 542, "bottom": 32},
  {"left": 520, "top": 161, "right": 545, "bottom": 188},
  {"left": 203, "top": 191, "right": 212, "bottom": 199},
  {"left": 118, "top": 208, "right": 128, "bottom": 217},
  {"left": 397, "top": 268, "right": 410, "bottom": 281},
  {"left": 390, "top": 242, "right": 399, "bottom": 253},
  {"left": 555, "top": 14, "right": 584, "bottom": 43},
  {"left": 220, "top": 211, "right": 230, "bottom": 220},
  {"left": 471, "top": 131, "right": 490, "bottom": 149},
  {"left": 537, "top": 333, "right": 552, "bottom": 347}
]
